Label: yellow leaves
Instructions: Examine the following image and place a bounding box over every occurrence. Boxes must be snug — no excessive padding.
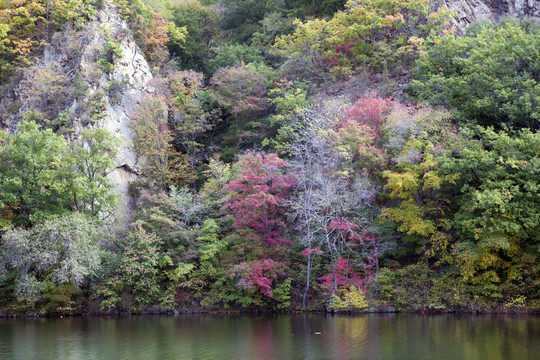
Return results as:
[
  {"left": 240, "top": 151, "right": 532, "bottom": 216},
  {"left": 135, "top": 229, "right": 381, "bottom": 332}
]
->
[
  {"left": 167, "top": 23, "right": 186, "bottom": 43},
  {"left": 332, "top": 286, "right": 369, "bottom": 311},
  {"left": 384, "top": 13, "right": 405, "bottom": 24},
  {"left": 384, "top": 170, "right": 419, "bottom": 199},
  {"left": 381, "top": 202, "right": 436, "bottom": 237},
  {"left": 443, "top": 24, "right": 456, "bottom": 36}
]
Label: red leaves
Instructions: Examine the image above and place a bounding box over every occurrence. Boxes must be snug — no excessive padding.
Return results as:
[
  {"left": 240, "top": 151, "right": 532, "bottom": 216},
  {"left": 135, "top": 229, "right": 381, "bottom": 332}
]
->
[
  {"left": 335, "top": 92, "right": 397, "bottom": 176},
  {"left": 223, "top": 153, "right": 295, "bottom": 298},
  {"left": 302, "top": 247, "right": 323, "bottom": 257},
  {"left": 338, "top": 91, "right": 396, "bottom": 138},
  {"left": 223, "top": 152, "right": 294, "bottom": 246},
  {"left": 326, "top": 217, "right": 359, "bottom": 231},
  {"left": 235, "top": 258, "right": 285, "bottom": 298},
  {"left": 318, "top": 258, "right": 370, "bottom": 294}
]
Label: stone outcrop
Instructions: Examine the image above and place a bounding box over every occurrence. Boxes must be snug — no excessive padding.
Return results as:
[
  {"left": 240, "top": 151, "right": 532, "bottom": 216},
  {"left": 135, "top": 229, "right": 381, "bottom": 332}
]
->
[
  {"left": 0, "top": 3, "right": 153, "bottom": 223},
  {"left": 446, "top": 0, "right": 540, "bottom": 33}
]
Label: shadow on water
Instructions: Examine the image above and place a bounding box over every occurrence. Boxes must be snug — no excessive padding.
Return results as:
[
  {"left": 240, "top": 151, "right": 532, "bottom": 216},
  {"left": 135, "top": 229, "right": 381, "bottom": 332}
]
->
[{"left": 1, "top": 313, "right": 539, "bottom": 360}]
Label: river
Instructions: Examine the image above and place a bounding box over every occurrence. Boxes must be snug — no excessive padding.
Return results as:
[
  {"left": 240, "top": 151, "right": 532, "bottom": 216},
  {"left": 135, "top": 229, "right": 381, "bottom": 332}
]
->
[{"left": 0, "top": 314, "right": 538, "bottom": 359}]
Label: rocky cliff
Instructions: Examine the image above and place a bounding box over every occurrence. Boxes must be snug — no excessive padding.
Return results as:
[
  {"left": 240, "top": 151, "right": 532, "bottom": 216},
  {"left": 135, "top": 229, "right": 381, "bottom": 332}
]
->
[
  {"left": 446, "top": 0, "right": 540, "bottom": 33},
  {"left": 0, "top": 2, "right": 153, "bottom": 222}
]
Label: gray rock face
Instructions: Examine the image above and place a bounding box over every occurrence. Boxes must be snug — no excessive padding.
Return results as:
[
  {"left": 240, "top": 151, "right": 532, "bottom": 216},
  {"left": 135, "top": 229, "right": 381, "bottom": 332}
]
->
[
  {"left": 80, "top": 4, "right": 153, "bottom": 222},
  {"left": 446, "top": 0, "right": 540, "bottom": 33},
  {"left": 0, "top": 3, "right": 153, "bottom": 223}
]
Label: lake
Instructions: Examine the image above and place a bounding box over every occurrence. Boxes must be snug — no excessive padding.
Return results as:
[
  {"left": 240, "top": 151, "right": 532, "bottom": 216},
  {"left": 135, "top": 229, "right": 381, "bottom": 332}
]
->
[{"left": 0, "top": 314, "right": 538, "bottom": 359}]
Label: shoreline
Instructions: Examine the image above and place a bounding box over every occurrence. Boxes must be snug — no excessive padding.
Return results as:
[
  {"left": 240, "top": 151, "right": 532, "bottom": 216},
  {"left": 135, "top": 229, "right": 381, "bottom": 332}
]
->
[{"left": 2, "top": 307, "right": 538, "bottom": 319}]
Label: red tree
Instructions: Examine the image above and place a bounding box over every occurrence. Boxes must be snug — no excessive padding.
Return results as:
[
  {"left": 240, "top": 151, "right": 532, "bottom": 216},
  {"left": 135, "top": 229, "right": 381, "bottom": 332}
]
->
[
  {"left": 223, "top": 152, "right": 295, "bottom": 298},
  {"left": 223, "top": 152, "right": 295, "bottom": 246}
]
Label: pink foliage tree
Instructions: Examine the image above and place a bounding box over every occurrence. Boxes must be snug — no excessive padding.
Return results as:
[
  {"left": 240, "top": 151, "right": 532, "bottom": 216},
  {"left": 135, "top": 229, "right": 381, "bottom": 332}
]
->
[
  {"left": 223, "top": 152, "right": 295, "bottom": 246},
  {"left": 336, "top": 92, "right": 396, "bottom": 176},
  {"left": 223, "top": 152, "right": 295, "bottom": 298}
]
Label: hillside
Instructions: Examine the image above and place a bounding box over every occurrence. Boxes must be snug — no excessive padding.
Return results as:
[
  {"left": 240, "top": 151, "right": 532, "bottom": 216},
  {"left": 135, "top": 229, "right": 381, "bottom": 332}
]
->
[{"left": 0, "top": 0, "right": 539, "bottom": 315}]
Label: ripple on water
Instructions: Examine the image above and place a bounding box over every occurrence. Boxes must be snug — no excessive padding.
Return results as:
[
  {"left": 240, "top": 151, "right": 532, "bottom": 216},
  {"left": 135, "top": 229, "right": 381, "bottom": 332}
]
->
[{"left": 0, "top": 314, "right": 539, "bottom": 360}]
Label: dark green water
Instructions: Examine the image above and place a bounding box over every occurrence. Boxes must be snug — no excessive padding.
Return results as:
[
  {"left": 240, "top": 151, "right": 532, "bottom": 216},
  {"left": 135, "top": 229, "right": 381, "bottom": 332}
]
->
[{"left": 0, "top": 314, "right": 538, "bottom": 359}]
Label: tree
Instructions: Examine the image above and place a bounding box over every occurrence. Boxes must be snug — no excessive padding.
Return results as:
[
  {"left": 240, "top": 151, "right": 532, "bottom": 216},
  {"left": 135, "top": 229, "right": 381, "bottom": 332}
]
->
[
  {"left": 221, "top": 152, "right": 295, "bottom": 303},
  {"left": 209, "top": 64, "right": 270, "bottom": 148},
  {"left": 335, "top": 92, "right": 395, "bottom": 178},
  {"left": 169, "top": 0, "right": 220, "bottom": 73},
  {"left": 167, "top": 70, "right": 214, "bottom": 168},
  {"left": 223, "top": 152, "right": 294, "bottom": 247},
  {"left": 97, "top": 226, "right": 170, "bottom": 311},
  {"left": 439, "top": 127, "right": 540, "bottom": 297},
  {"left": 0, "top": 120, "right": 70, "bottom": 228},
  {"left": 208, "top": 44, "right": 265, "bottom": 73},
  {"left": 0, "top": 0, "right": 46, "bottom": 82},
  {"left": 286, "top": 101, "right": 378, "bottom": 307},
  {"left": 130, "top": 96, "right": 193, "bottom": 191},
  {"left": 209, "top": 64, "right": 269, "bottom": 120},
  {"left": 0, "top": 120, "right": 121, "bottom": 228},
  {"left": 0, "top": 213, "right": 102, "bottom": 306},
  {"left": 410, "top": 18, "right": 540, "bottom": 129},
  {"left": 381, "top": 138, "right": 452, "bottom": 269},
  {"left": 67, "top": 128, "right": 122, "bottom": 220},
  {"left": 272, "top": 0, "right": 452, "bottom": 78}
]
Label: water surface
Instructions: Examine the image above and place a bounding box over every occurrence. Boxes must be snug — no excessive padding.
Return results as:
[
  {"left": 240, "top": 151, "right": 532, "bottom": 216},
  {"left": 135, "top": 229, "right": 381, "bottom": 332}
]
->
[{"left": 0, "top": 314, "right": 538, "bottom": 359}]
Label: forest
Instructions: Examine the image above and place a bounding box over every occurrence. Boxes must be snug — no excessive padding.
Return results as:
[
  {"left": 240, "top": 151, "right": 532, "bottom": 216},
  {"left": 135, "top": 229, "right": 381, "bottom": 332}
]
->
[{"left": 0, "top": 0, "right": 539, "bottom": 315}]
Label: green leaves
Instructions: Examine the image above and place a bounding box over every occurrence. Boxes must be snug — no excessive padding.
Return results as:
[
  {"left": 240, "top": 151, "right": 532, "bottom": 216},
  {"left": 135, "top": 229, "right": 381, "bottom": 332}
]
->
[
  {"left": 0, "top": 121, "right": 121, "bottom": 229},
  {"left": 440, "top": 127, "right": 540, "bottom": 292},
  {"left": 411, "top": 19, "right": 540, "bottom": 129},
  {"left": 0, "top": 213, "right": 102, "bottom": 305}
]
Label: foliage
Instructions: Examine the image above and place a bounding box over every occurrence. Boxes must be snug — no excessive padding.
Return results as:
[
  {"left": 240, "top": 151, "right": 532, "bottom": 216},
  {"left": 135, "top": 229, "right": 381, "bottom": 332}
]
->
[
  {"left": 208, "top": 43, "right": 266, "bottom": 73},
  {"left": 97, "top": 38, "right": 123, "bottom": 73},
  {"left": 130, "top": 96, "right": 193, "bottom": 191},
  {"left": 335, "top": 92, "right": 395, "bottom": 177},
  {"left": 0, "top": 0, "right": 99, "bottom": 83},
  {"left": 97, "top": 226, "right": 172, "bottom": 311},
  {"left": 223, "top": 152, "right": 294, "bottom": 246},
  {"left": 381, "top": 137, "right": 453, "bottom": 267},
  {"left": 332, "top": 286, "right": 368, "bottom": 311},
  {"left": 114, "top": 0, "right": 186, "bottom": 63},
  {"left": 169, "top": 0, "right": 219, "bottom": 73},
  {"left": 439, "top": 127, "right": 540, "bottom": 297},
  {"left": 67, "top": 128, "right": 122, "bottom": 220},
  {"left": 166, "top": 70, "right": 215, "bottom": 167},
  {"left": 0, "top": 213, "right": 102, "bottom": 309},
  {"left": 273, "top": 0, "right": 452, "bottom": 80},
  {"left": 219, "top": 152, "right": 295, "bottom": 305},
  {"left": 209, "top": 64, "right": 269, "bottom": 119},
  {"left": 0, "top": 121, "right": 121, "bottom": 228},
  {"left": 410, "top": 18, "right": 540, "bottom": 129}
]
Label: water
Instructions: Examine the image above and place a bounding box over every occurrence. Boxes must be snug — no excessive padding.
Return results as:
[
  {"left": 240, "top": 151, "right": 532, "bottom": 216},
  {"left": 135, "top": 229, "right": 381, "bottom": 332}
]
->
[{"left": 0, "top": 314, "right": 538, "bottom": 360}]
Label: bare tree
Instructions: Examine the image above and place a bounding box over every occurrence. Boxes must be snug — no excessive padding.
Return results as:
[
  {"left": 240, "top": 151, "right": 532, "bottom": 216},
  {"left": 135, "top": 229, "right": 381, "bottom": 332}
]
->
[{"left": 287, "top": 100, "right": 377, "bottom": 308}]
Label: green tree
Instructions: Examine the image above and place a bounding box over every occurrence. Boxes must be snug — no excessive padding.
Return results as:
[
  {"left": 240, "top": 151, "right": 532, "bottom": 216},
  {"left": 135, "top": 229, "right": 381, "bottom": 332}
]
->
[
  {"left": 169, "top": 0, "right": 220, "bottom": 73},
  {"left": 0, "top": 121, "right": 121, "bottom": 228},
  {"left": 167, "top": 70, "right": 215, "bottom": 168},
  {"left": 0, "top": 120, "right": 70, "bottom": 228},
  {"left": 440, "top": 127, "right": 540, "bottom": 298},
  {"left": 208, "top": 44, "right": 265, "bottom": 73},
  {"left": 0, "top": 213, "right": 102, "bottom": 308},
  {"left": 97, "top": 226, "right": 168, "bottom": 311},
  {"left": 410, "top": 18, "right": 540, "bottom": 129},
  {"left": 67, "top": 128, "right": 122, "bottom": 220},
  {"left": 381, "top": 137, "right": 454, "bottom": 268}
]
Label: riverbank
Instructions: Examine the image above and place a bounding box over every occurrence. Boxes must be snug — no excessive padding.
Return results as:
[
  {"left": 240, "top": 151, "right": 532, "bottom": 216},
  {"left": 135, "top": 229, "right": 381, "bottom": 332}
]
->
[{"left": 1, "top": 305, "right": 538, "bottom": 318}]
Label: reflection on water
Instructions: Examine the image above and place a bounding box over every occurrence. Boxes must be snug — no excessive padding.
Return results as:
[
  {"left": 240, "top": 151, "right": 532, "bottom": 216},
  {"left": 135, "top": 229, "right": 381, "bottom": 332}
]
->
[{"left": 0, "top": 314, "right": 538, "bottom": 360}]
